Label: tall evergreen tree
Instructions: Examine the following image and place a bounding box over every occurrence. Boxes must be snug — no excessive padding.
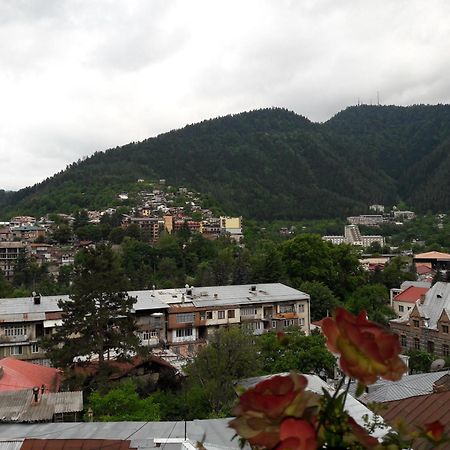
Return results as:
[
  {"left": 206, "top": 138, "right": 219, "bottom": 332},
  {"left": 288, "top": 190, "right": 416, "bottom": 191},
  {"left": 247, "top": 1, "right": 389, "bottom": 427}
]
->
[{"left": 43, "top": 244, "right": 140, "bottom": 367}]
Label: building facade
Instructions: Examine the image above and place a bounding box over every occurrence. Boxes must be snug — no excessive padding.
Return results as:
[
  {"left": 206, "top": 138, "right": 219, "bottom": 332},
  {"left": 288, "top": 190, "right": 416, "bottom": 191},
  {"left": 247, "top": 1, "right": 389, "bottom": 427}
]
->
[{"left": 0, "top": 283, "right": 311, "bottom": 363}]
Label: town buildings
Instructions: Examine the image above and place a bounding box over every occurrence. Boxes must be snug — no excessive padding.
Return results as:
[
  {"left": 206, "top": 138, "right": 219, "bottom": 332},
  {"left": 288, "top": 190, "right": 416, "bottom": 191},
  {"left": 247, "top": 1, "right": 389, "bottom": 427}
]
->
[{"left": 0, "top": 283, "right": 310, "bottom": 363}]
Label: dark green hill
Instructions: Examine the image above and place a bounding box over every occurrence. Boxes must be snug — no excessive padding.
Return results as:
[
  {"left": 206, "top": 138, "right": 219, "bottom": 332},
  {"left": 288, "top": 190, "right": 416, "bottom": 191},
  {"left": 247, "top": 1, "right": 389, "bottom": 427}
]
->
[{"left": 2, "top": 105, "right": 450, "bottom": 220}]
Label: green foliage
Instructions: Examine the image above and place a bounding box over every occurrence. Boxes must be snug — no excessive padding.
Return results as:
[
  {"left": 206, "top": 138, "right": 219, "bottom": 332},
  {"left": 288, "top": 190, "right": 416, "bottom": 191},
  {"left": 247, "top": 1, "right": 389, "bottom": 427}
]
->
[
  {"left": 5, "top": 106, "right": 450, "bottom": 220},
  {"left": 299, "top": 281, "right": 339, "bottom": 321},
  {"left": 185, "top": 327, "right": 261, "bottom": 415},
  {"left": 345, "top": 284, "right": 395, "bottom": 325},
  {"left": 257, "top": 329, "right": 336, "bottom": 377},
  {"left": 406, "top": 350, "right": 435, "bottom": 374},
  {"left": 89, "top": 380, "right": 160, "bottom": 421},
  {"left": 42, "top": 244, "right": 140, "bottom": 367}
]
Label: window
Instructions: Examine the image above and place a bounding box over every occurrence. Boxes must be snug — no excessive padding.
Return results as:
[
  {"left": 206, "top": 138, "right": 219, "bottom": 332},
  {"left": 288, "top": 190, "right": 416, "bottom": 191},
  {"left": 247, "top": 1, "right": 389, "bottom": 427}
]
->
[
  {"left": 31, "top": 343, "right": 39, "bottom": 353},
  {"left": 272, "top": 321, "right": 276, "bottom": 328},
  {"left": 427, "top": 340, "right": 435, "bottom": 353},
  {"left": 443, "top": 344, "right": 450, "bottom": 357},
  {"left": 414, "top": 338, "right": 420, "bottom": 350},
  {"left": 227, "top": 309, "right": 235, "bottom": 319},
  {"left": 400, "top": 335, "right": 407, "bottom": 347},
  {"left": 10, "top": 345, "right": 23, "bottom": 355},
  {"left": 200, "top": 311, "right": 206, "bottom": 320},
  {"left": 176, "top": 313, "right": 195, "bottom": 323},
  {"left": 175, "top": 328, "right": 193, "bottom": 338},
  {"left": 399, "top": 305, "right": 404, "bottom": 312},
  {"left": 298, "top": 304, "right": 305, "bottom": 313},
  {"left": 218, "top": 311, "right": 225, "bottom": 320},
  {"left": 241, "top": 307, "right": 257, "bottom": 316},
  {"left": 206, "top": 311, "right": 213, "bottom": 320},
  {"left": 284, "top": 319, "right": 294, "bottom": 327},
  {"left": 299, "top": 318, "right": 305, "bottom": 326},
  {"left": 443, "top": 325, "right": 449, "bottom": 334},
  {"left": 413, "top": 319, "right": 420, "bottom": 328},
  {"left": 2, "top": 325, "right": 26, "bottom": 337},
  {"left": 279, "top": 304, "right": 294, "bottom": 313}
]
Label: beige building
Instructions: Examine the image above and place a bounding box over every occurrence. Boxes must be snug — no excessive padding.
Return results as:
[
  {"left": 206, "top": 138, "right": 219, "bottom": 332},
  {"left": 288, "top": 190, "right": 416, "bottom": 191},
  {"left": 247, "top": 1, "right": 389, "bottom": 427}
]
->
[{"left": 0, "top": 283, "right": 311, "bottom": 363}]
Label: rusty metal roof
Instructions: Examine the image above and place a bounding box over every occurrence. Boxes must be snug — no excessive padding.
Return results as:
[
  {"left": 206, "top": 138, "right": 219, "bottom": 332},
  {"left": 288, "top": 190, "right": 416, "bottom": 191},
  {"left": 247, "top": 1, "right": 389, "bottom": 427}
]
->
[
  {"left": 20, "top": 439, "right": 132, "bottom": 450},
  {"left": 381, "top": 391, "right": 450, "bottom": 449}
]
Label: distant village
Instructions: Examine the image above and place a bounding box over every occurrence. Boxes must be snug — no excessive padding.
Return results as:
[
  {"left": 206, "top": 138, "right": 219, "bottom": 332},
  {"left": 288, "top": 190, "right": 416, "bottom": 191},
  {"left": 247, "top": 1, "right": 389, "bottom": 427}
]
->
[{"left": 0, "top": 179, "right": 243, "bottom": 282}]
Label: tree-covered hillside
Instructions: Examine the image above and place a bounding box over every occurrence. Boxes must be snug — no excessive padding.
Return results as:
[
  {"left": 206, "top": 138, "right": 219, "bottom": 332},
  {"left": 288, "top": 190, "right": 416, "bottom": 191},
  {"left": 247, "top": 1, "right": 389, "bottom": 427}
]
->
[{"left": 2, "top": 105, "right": 450, "bottom": 220}]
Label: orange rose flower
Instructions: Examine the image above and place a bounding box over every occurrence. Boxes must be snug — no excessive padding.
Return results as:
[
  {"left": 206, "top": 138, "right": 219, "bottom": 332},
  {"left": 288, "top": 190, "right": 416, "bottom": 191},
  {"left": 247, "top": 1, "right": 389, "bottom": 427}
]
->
[
  {"left": 322, "top": 307, "right": 407, "bottom": 385},
  {"left": 229, "top": 373, "right": 320, "bottom": 449},
  {"left": 276, "top": 418, "right": 317, "bottom": 450},
  {"left": 424, "top": 420, "right": 445, "bottom": 441}
]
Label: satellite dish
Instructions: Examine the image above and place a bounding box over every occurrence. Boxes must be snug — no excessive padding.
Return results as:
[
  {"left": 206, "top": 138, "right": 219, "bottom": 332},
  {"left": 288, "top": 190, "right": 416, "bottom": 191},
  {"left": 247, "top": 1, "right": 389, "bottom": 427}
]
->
[{"left": 430, "top": 359, "right": 446, "bottom": 371}]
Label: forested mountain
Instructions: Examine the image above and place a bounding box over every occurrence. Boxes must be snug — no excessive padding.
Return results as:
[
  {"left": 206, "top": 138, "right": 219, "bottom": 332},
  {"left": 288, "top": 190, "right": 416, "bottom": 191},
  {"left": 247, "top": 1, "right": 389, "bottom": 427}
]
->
[{"left": 2, "top": 105, "right": 450, "bottom": 220}]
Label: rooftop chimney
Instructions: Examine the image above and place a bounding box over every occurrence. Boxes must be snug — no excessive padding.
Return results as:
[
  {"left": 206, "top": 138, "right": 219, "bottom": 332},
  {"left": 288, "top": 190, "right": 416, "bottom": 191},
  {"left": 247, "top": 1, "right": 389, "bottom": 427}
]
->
[
  {"left": 32, "top": 386, "right": 40, "bottom": 404},
  {"left": 33, "top": 293, "right": 41, "bottom": 305},
  {"left": 250, "top": 285, "right": 256, "bottom": 292}
]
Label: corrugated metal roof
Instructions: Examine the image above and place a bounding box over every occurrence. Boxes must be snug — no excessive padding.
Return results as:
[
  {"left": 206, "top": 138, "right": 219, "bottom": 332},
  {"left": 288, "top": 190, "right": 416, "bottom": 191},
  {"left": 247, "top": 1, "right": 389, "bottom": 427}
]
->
[
  {"left": 381, "top": 391, "right": 450, "bottom": 450},
  {"left": 0, "top": 441, "right": 23, "bottom": 450},
  {"left": 0, "top": 420, "right": 248, "bottom": 449},
  {"left": 0, "top": 391, "right": 83, "bottom": 423},
  {"left": 362, "top": 371, "right": 448, "bottom": 403}
]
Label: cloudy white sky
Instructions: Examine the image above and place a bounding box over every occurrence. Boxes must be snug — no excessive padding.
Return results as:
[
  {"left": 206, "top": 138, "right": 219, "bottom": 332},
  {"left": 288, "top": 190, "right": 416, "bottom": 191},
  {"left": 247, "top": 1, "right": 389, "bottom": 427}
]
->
[{"left": 1, "top": 0, "right": 450, "bottom": 191}]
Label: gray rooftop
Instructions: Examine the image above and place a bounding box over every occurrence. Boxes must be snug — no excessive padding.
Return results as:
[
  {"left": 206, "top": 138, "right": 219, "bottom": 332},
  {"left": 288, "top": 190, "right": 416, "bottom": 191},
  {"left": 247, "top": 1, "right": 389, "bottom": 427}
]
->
[
  {"left": 391, "top": 282, "right": 450, "bottom": 329},
  {"left": 0, "top": 390, "right": 83, "bottom": 423},
  {"left": 0, "top": 419, "right": 248, "bottom": 449},
  {"left": 0, "top": 284, "right": 306, "bottom": 320},
  {"left": 360, "top": 371, "right": 449, "bottom": 404}
]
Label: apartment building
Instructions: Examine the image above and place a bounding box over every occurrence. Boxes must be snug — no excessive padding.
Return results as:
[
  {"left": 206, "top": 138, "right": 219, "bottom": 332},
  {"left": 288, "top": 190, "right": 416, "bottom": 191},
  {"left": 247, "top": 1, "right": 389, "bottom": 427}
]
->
[
  {"left": 0, "top": 241, "right": 27, "bottom": 280},
  {"left": 323, "top": 225, "right": 384, "bottom": 248},
  {"left": 0, "top": 283, "right": 310, "bottom": 363}
]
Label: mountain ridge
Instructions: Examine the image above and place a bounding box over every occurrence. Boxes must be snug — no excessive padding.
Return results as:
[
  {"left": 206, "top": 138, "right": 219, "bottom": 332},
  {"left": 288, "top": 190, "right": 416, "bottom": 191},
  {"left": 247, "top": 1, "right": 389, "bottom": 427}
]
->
[{"left": 2, "top": 105, "right": 450, "bottom": 220}]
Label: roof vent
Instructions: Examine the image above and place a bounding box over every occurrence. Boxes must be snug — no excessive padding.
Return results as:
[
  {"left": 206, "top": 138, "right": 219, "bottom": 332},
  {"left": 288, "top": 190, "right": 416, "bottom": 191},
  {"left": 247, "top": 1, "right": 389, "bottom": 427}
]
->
[
  {"left": 437, "top": 293, "right": 443, "bottom": 299},
  {"left": 250, "top": 285, "right": 257, "bottom": 292},
  {"left": 33, "top": 293, "right": 41, "bottom": 305},
  {"left": 214, "top": 293, "right": 218, "bottom": 299}
]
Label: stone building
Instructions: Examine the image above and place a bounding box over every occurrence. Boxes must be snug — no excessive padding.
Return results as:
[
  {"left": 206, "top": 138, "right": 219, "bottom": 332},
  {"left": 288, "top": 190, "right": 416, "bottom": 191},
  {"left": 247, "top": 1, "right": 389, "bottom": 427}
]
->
[{"left": 390, "top": 282, "right": 450, "bottom": 357}]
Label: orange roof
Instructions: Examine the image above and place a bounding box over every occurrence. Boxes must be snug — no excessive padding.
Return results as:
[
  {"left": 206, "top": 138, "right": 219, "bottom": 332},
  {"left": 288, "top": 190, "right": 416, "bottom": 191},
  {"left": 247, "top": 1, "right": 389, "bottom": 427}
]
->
[
  {"left": 416, "top": 265, "right": 434, "bottom": 275},
  {"left": 0, "top": 357, "right": 60, "bottom": 392},
  {"left": 414, "top": 251, "right": 450, "bottom": 260},
  {"left": 394, "top": 286, "right": 429, "bottom": 304}
]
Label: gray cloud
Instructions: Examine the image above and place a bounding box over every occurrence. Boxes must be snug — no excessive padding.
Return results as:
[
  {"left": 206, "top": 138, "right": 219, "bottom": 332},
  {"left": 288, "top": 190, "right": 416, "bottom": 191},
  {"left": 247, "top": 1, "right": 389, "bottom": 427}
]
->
[{"left": 1, "top": 0, "right": 450, "bottom": 190}]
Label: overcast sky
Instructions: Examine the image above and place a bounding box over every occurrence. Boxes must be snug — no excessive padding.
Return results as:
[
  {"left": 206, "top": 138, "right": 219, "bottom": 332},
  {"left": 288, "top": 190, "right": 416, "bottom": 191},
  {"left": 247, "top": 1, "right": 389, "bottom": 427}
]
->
[{"left": 1, "top": 0, "right": 450, "bottom": 191}]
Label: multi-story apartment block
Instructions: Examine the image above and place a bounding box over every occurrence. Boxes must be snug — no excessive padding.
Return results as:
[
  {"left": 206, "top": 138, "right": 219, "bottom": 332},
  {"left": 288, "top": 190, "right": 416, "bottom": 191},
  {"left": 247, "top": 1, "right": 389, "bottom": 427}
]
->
[
  {"left": 390, "top": 282, "right": 450, "bottom": 357},
  {"left": 0, "top": 241, "right": 27, "bottom": 280},
  {"left": 0, "top": 283, "right": 310, "bottom": 363},
  {"left": 347, "top": 215, "right": 384, "bottom": 226},
  {"left": 323, "top": 225, "right": 384, "bottom": 248}
]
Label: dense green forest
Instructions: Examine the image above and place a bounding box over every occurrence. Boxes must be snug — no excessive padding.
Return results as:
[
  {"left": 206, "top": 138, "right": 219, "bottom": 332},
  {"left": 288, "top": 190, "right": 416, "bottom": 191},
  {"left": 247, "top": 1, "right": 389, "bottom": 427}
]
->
[{"left": 3, "top": 105, "right": 450, "bottom": 220}]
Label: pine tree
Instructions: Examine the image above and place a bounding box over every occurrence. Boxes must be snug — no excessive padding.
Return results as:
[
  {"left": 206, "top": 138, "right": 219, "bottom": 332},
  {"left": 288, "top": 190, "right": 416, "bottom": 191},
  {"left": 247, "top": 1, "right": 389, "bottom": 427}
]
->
[{"left": 43, "top": 244, "right": 140, "bottom": 367}]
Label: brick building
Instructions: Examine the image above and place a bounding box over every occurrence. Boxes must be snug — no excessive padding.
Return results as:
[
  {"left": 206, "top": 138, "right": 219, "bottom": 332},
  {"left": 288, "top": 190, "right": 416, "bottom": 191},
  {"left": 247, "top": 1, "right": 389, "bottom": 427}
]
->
[{"left": 390, "top": 282, "right": 450, "bottom": 357}]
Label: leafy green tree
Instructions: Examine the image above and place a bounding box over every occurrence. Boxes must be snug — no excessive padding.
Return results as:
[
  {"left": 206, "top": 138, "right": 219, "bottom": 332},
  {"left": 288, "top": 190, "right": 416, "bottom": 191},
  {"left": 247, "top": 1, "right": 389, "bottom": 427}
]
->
[
  {"left": 299, "top": 281, "right": 339, "bottom": 321},
  {"left": 406, "top": 350, "right": 434, "bottom": 374},
  {"left": 185, "top": 327, "right": 261, "bottom": 415},
  {"left": 89, "top": 380, "right": 160, "bottom": 421},
  {"left": 381, "top": 256, "right": 416, "bottom": 289},
  {"left": 0, "top": 271, "right": 13, "bottom": 298},
  {"left": 109, "top": 227, "right": 126, "bottom": 244},
  {"left": 257, "top": 329, "right": 336, "bottom": 377},
  {"left": 43, "top": 244, "right": 139, "bottom": 367},
  {"left": 53, "top": 224, "right": 72, "bottom": 244},
  {"left": 345, "top": 284, "right": 395, "bottom": 325}
]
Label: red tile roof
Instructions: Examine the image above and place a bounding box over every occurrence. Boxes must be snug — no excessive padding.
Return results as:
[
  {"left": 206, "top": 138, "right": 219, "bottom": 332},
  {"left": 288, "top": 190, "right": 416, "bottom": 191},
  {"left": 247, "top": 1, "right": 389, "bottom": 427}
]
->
[
  {"left": 416, "top": 265, "right": 434, "bottom": 275},
  {"left": 0, "top": 357, "right": 60, "bottom": 392},
  {"left": 393, "top": 286, "right": 429, "bottom": 304},
  {"left": 381, "top": 391, "right": 450, "bottom": 450}
]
